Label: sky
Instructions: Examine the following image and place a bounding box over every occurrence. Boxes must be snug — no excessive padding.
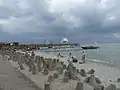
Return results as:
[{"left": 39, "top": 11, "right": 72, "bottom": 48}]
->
[{"left": 0, "top": 0, "right": 120, "bottom": 44}]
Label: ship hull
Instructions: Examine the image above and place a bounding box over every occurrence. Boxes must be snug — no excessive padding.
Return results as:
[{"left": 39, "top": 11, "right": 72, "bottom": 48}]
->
[{"left": 81, "top": 46, "right": 99, "bottom": 49}]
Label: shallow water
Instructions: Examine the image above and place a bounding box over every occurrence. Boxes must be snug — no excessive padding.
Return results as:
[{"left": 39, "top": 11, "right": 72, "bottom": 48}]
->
[{"left": 41, "top": 43, "right": 120, "bottom": 67}]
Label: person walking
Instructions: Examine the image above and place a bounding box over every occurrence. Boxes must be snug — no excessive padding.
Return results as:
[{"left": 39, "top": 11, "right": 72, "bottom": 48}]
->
[{"left": 81, "top": 51, "right": 86, "bottom": 63}]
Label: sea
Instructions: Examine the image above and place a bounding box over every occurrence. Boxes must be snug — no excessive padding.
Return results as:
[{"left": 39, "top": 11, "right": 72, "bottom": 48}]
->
[{"left": 43, "top": 43, "right": 120, "bottom": 67}]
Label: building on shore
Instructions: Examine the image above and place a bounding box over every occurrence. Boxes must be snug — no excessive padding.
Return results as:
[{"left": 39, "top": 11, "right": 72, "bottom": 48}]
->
[{"left": 61, "top": 38, "right": 69, "bottom": 44}]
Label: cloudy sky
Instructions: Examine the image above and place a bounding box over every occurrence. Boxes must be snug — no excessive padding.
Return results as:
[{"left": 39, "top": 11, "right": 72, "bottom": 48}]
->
[{"left": 0, "top": 0, "right": 120, "bottom": 44}]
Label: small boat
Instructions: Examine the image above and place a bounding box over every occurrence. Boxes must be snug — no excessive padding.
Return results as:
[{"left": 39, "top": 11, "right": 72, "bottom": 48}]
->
[
  {"left": 81, "top": 46, "right": 99, "bottom": 49},
  {"left": 81, "top": 42, "right": 99, "bottom": 49}
]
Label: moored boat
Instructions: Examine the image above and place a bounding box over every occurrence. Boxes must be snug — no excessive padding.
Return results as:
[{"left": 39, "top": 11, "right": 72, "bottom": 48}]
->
[{"left": 81, "top": 46, "right": 99, "bottom": 49}]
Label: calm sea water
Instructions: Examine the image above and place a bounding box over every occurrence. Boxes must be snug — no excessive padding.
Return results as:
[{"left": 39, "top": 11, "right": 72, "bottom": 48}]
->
[{"left": 48, "top": 43, "right": 120, "bottom": 66}]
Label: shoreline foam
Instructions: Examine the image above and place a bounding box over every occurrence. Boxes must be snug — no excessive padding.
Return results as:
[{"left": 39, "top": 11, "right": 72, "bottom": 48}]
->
[{"left": 87, "top": 59, "right": 119, "bottom": 69}]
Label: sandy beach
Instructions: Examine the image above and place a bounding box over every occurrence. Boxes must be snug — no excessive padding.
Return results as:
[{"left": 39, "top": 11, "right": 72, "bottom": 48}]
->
[
  {"left": 34, "top": 51, "right": 120, "bottom": 89},
  {"left": 1, "top": 0, "right": 120, "bottom": 89},
  {"left": 1, "top": 50, "right": 120, "bottom": 90}
]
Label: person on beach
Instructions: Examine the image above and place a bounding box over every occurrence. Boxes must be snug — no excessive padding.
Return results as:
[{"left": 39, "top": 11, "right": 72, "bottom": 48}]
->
[
  {"left": 69, "top": 53, "right": 72, "bottom": 57},
  {"left": 72, "top": 56, "right": 78, "bottom": 63},
  {"left": 81, "top": 51, "right": 86, "bottom": 63},
  {"left": 57, "top": 53, "right": 60, "bottom": 57},
  {"left": 57, "top": 53, "right": 64, "bottom": 58},
  {"left": 67, "top": 53, "right": 72, "bottom": 61}
]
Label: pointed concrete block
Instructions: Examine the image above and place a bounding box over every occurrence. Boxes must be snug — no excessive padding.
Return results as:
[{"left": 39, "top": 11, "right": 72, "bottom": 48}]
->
[
  {"left": 43, "top": 68, "right": 49, "bottom": 75},
  {"left": 75, "top": 82, "right": 83, "bottom": 90},
  {"left": 106, "top": 84, "right": 116, "bottom": 90},
  {"left": 95, "top": 77, "right": 102, "bottom": 84},
  {"left": 54, "top": 73, "right": 59, "bottom": 79},
  {"left": 84, "top": 75, "right": 98, "bottom": 86},
  {"left": 80, "top": 69, "right": 87, "bottom": 77},
  {"left": 44, "top": 82, "right": 52, "bottom": 90},
  {"left": 87, "top": 69, "right": 95, "bottom": 74},
  {"left": 47, "top": 75, "right": 54, "bottom": 82},
  {"left": 94, "top": 85, "right": 104, "bottom": 90},
  {"left": 117, "top": 78, "right": 120, "bottom": 82},
  {"left": 63, "top": 77, "right": 69, "bottom": 83}
]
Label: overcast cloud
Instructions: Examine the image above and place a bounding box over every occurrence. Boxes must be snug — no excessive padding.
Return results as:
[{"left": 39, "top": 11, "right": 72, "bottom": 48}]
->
[{"left": 0, "top": 0, "right": 120, "bottom": 44}]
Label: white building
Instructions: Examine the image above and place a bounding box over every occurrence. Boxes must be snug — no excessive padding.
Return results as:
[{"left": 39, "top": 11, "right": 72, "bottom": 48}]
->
[{"left": 61, "top": 38, "right": 68, "bottom": 44}]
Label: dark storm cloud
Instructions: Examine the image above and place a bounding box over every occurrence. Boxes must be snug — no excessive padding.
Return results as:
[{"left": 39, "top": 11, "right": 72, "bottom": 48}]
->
[{"left": 0, "top": 0, "right": 120, "bottom": 43}]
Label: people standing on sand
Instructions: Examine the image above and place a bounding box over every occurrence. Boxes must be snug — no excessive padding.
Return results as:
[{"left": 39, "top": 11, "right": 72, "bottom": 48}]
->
[
  {"left": 57, "top": 53, "right": 64, "bottom": 58},
  {"left": 69, "top": 53, "right": 72, "bottom": 57},
  {"left": 72, "top": 56, "right": 78, "bottom": 63},
  {"left": 81, "top": 51, "right": 86, "bottom": 63},
  {"left": 57, "top": 53, "right": 62, "bottom": 57},
  {"left": 57, "top": 53, "right": 60, "bottom": 57},
  {"left": 67, "top": 53, "right": 72, "bottom": 61}
]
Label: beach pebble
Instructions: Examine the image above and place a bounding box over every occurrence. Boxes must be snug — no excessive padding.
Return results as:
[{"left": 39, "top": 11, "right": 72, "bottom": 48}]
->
[
  {"left": 80, "top": 69, "right": 87, "bottom": 77},
  {"left": 87, "top": 69, "right": 95, "bottom": 74},
  {"left": 117, "top": 78, "right": 120, "bottom": 82},
  {"left": 75, "top": 82, "right": 83, "bottom": 90},
  {"left": 106, "top": 84, "right": 116, "bottom": 90}
]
